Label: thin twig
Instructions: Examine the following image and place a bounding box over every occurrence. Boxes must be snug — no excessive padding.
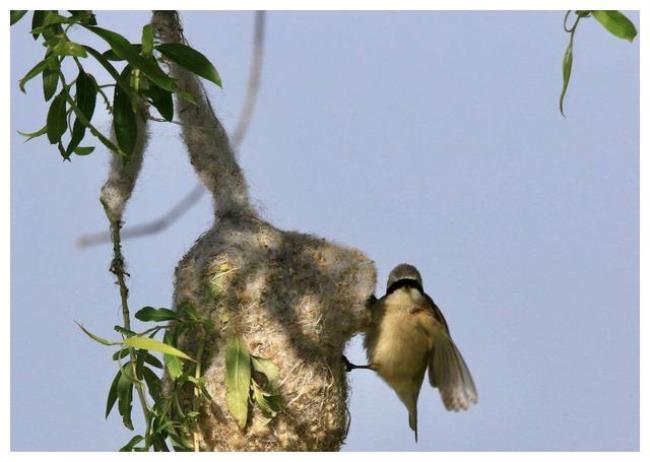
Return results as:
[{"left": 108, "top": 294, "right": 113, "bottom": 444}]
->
[
  {"left": 77, "top": 11, "right": 267, "bottom": 249},
  {"left": 192, "top": 327, "right": 206, "bottom": 452},
  {"left": 109, "top": 218, "right": 153, "bottom": 447}
]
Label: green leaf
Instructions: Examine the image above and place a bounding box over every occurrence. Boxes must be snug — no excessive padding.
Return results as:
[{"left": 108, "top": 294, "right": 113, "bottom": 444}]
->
[
  {"left": 156, "top": 43, "right": 222, "bottom": 87},
  {"left": 42, "top": 67, "right": 59, "bottom": 101},
  {"left": 19, "top": 59, "right": 49, "bottom": 93},
  {"left": 165, "top": 354, "right": 184, "bottom": 380},
  {"left": 101, "top": 44, "right": 142, "bottom": 62},
  {"left": 135, "top": 349, "right": 147, "bottom": 380},
  {"left": 142, "top": 367, "right": 162, "bottom": 401},
  {"left": 123, "top": 336, "right": 194, "bottom": 361},
  {"left": 225, "top": 337, "right": 251, "bottom": 429},
  {"left": 106, "top": 369, "right": 121, "bottom": 418},
  {"left": 84, "top": 25, "right": 176, "bottom": 92},
  {"left": 74, "top": 146, "right": 95, "bottom": 155},
  {"left": 119, "top": 435, "right": 144, "bottom": 452},
  {"left": 66, "top": 70, "right": 97, "bottom": 156},
  {"left": 75, "top": 70, "right": 99, "bottom": 121},
  {"left": 31, "top": 11, "right": 48, "bottom": 39},
  {"left": 112, "top": 348, "right": 130, "bottom": 361},
  {"left": 591, "top": 11, "right": 637, "bottom": 42},
  {"left": 141, "top": 24, "right": 154, "bottom": 57},
  {"left": 18, "top": 125, "right": 48, "bottom": 142},
  {"left": 117, "top": 368, "right": 134, "bottom": 430},
  {"left": 46, "top": 92, "right": 68, "bottom": 143},
  {"left": 113, "top": 67, "right": 138, "bottom": 157},
  {"left": 251, "top": 355, "right": 280, "bottom": 391},
  {"left": 10, "top": 10, "right": 27, "bottom": 26},
  {"left": 75, "top": 321, "right": 119, "bottom": 346},
  {"left": 145, "top": 85, "right": 174, "bottom": 121},
  {"left": 559, "top": 35, "right": 574, "bottom": 118},
  {"left": 144, "top": 352, "right": 163, "bottom": 369},
  {"left": 52, "top": 39, "right": 88, "bottom": 58},
  {"left": 251, "top": 380, "right": 280, "bottom": 419},
  {"left": 135, "top": 306, "right": 179, "bottom": 322}
]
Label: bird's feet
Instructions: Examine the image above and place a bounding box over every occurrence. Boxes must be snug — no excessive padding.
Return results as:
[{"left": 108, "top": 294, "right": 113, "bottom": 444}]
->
[{"left": 342, "top": 355, "right": 373, "bottom": 372}]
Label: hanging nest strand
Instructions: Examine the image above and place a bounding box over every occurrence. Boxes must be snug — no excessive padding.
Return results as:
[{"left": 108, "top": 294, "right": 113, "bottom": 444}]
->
[{"left": 151, "top": 11, "right": 377, "bottom": 451}]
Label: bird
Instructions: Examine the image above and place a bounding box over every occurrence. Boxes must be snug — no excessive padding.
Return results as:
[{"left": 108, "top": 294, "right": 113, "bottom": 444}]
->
[{"left": 344, "top": 263, "right": 478, "bottom": 441}]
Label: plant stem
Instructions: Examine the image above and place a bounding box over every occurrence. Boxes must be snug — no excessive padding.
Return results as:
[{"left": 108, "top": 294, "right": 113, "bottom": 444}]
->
[
  {"left": 109, "top": 218, "right": 153, "bottom": 449},
  {"left": 192, "top": 327, "right": 206, "bottom": 452}
]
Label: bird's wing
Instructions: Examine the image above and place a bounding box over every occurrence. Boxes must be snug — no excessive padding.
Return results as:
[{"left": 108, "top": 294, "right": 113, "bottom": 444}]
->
[
  {"left": 423, "top": 293, "right": 450, "bottom": 334},
  {"left": 428, "top": 329, "right": 478, "bottom": 411}
]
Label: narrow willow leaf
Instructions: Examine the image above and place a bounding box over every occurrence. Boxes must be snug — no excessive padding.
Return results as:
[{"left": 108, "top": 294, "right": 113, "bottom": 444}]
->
[
  {"left": 124, "top": 336, "right": 194, "bottom": 361},
  {"left": 73, "top": 146, "right": 95, "bottom": 155},
  {"left": 559, "top": 36, "right": 574, "bottom": 118},
  {"left": 251, "top": 356, "right": 280, "bottom": 391},
  {"left": 141, "top": 24, "right": 154, "bottom": 57},
  {"left": 10, "top": 10, "right": 27, "bottom": 26},
  {"left": 112, "top": 348, "right": 130, "bottom": 361},
  {"left": 145, "top": 85, "right": 174, "bottom": 121},
  {"left": 84, "top": 25, "right": 176, "bottom": 92},
  {"left": 57, "top": 141, "right": 67, "bottom": 159},
  {"left": 117, "top": 369, "right": 134, "bottom": 430},
  {"left": 142, "top": 367, "right": 162, "bottom": 401},
  {"left": 135, "top": 349, "right": 147, "bottom": 380},
  {"left": 19, "top": 59, "right": 49, "bottom": 93},
  {"left": 251, "top": 380, "right": 279, "bottom": 418},
  {"left": 31, "top": 11, "right": 47, "bottom": 39},
  {"left": 106, "top": 369, "right": 122, "bottom": 418},
  {"left": 18, "top": 125, "right": 48, "bottom": 142},
  {"left": 75, "top": 321, "right": 118, "bottom": 346},
  {"left": 42, "top": 67, "right": 59, "bottom": 101},
  {"left": 165, "top": 354, "right": 184, "bottom": 380},
  {"left": 119, "top": 435, "right": 144, "bottom": 452},
  {"left": 225, "top": 337, "right": 251, "bottom": 429},
  {"left": 135, "top": 306, "right": 179, "bottom": 322},
  {"left": 591, "top": 11, "right": 637, "bottom": 42},
  {"left": 46, "top": 92, "right": 68, "bottom": 143},
  {"left": 113, "top": 67, "right": 137, "bottom": 156},
  {"left": 102, "top": 44, "right": 142, "bottom": 62},
  {"left": 144, "top": 353, "right": 163, "bottom": 369},
  {"left": 156, "top": 43, "right": 222, "bottom": 87},
  {"left": 66, "top": 70, "right": 97, "bottom": 156}
]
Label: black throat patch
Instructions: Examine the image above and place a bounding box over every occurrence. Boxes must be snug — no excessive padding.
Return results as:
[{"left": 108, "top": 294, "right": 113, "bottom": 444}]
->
[{"left": 386, "top": 278, "right": 424, "bottom": 296}]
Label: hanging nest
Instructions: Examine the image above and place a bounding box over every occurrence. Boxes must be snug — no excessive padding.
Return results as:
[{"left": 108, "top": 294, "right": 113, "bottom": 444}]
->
[{"left": 152, "top": 11, "right": 377, "bottom": 451}]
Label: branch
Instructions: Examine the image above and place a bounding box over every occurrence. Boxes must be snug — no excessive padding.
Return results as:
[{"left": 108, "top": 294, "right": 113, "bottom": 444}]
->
[
  {"left": 77, "top": 11, "right": 266, "bottom": 248},
  {"left": 101, "top": 103, "right": 154, "bottom": 447}
]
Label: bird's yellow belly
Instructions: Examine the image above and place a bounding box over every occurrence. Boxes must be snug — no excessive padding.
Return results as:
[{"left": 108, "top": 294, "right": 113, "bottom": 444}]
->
[{"left": 370, "top": 311, "right": 430, "bottom": 385}]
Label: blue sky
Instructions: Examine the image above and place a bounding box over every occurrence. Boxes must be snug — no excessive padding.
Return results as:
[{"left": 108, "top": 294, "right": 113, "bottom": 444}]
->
[{"left": 11, "top": 11, "right": 639, "bottom": 450}]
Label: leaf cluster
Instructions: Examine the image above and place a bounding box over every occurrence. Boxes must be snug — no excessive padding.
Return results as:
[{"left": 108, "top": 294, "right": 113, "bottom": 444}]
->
[
  {"left": 559, "top": 10, "right": 637, "bottom": 117},
  {"left": 225, "top": 337, "right": 283, "bottom": 430},
  {"left": 76, "top": 302, "right": 214, "bottom": 451},
  {"left": 11, "top": 10, "right": 221, "bottom": 162}
]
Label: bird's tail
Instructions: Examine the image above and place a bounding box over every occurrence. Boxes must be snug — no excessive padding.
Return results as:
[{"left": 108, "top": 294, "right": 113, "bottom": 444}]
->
[
  {"left": 395, "top": 388, "right": 420, "bottom": 442},
  {"left": 409, "top": 408, "right": 418, "bottom": 442},
  {"left": 429, "top": 332, "right": 478, "bottom": 411}
]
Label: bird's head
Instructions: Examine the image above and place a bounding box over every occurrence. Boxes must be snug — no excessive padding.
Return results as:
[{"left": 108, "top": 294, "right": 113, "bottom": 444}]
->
[{"left": 386, "top": 263, "right": 423, "bottom": 294}]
